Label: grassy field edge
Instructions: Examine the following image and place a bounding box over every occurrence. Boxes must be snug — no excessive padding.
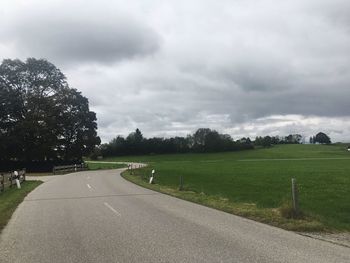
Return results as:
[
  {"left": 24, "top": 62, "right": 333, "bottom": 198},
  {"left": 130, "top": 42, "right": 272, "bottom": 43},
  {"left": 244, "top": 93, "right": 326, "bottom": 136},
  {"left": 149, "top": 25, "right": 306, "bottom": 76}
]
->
[
  {"left": 0, "top": 181, "right": 43, "bottom": 233},
  {"left": 121, "top": 169, "right": 329, "bottom": 232}
]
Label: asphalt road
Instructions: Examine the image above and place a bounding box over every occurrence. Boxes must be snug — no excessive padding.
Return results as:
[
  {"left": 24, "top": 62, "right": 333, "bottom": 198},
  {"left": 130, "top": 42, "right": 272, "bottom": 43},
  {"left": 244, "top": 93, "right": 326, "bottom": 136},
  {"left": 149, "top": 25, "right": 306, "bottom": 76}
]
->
[{"left": 0, "top": 169, "right": 349, "bottom": 263}]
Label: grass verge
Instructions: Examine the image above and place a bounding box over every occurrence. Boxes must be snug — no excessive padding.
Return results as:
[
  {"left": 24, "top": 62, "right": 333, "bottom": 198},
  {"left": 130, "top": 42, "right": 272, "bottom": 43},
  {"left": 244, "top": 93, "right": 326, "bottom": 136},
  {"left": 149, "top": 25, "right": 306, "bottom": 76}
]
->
[
  {"left": 122, "top": 169, "right": 326, "bottom": 232},
  {"left": 0, "top": 181, "right": 42, "bottom": 232},
  {"left": 108, "top": 145, "right": 350, "bottom": 231},
  {"left": 86, "top": 162, "right": 127, "bottom": 170}
]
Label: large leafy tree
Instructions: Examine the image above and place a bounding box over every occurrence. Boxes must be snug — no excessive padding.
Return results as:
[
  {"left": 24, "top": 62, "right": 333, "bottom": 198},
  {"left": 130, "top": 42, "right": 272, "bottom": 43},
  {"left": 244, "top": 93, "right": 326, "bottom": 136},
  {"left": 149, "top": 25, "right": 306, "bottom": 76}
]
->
[
  {"left": 0, "top": 58, "right": 100, "bottom": 161},
  {"left": 314, "top": 132, "right": 331, "bottom": 144}
]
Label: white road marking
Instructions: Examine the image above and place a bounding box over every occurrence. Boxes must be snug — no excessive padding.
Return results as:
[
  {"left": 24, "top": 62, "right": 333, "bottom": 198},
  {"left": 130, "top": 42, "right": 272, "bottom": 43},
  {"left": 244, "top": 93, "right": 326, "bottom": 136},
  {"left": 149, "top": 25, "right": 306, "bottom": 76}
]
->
[
  {"left": 87, "top": 184, "right": 92, "bottom": 189},
  {"left": 104, "top": 202, "right": 121, "bottom": 216}
]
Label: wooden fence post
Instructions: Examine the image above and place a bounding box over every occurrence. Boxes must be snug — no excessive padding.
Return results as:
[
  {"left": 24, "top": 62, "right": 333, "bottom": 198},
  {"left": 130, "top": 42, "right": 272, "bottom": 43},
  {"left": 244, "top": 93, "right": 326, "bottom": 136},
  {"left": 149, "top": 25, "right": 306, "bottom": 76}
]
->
[
  {"left": 291, "top": 178, "right": 299, "bottom": 216},
  {"left": 179, "top": 175, "right": 183, "bottom": 191},
  {"left": 0, "top": 174, "right": 4, "bottom": 193},
  {"left": 9, "top": 172, "right": 13, "bottom": 188}
]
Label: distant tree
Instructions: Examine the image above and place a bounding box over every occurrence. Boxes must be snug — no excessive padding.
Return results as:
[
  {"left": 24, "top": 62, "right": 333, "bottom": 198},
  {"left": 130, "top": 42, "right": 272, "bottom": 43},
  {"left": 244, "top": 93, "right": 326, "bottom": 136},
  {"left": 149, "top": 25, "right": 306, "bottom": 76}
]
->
[
  {"left": 271, "top": 136, "right": 280, "bottom": 145},
  {"left": 309, "top": 136, "right": 313, "bottom": 144},
  {"left": 0, "top": 58, "right": 100, "bottom": 161},
  {"left": 254, "top": 136, "right": 272, "bottom": 147},
  {"left": 192, "top": 128, "right": 212, "bottom": 152},
  {"left": 262, "top": 136, "right": 272, "bottom": 147},
  {"left": 172, "top": 136, "right": 190, "bottom": 153},
  {"left": 314, "top": 132, "right": 331, "bottom": 144},
  {"left": 295, "top": 134, "right": 302, "bottom": 143},
  {"left": 126, "top": 128, "right": 144, "bottom": 154},
  {"left": 204, "top": 130, "right": 221, "bottom": 152},
  {"left": 285, "top": 134, "right": 302, "bottom": 144},
  {"left": 254, "top": 136, "right": 262, "bottom": 146}
]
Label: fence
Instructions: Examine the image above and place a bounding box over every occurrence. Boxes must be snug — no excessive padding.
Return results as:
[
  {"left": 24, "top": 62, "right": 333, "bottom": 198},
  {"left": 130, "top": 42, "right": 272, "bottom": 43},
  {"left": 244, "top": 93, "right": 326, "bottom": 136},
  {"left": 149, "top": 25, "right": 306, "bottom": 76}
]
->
[
  {"left": 53, "top": 163, "right": 88, "bottom": 175},
  {"left": 0, "top": 169, "right": 26, "bottom": 193}
]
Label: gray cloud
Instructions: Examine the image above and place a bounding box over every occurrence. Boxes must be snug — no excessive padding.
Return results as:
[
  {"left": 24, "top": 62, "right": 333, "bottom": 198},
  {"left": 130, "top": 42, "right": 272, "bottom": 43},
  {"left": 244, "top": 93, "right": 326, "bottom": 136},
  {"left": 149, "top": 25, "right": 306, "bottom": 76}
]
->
[
  {"left": 1, "top": 0, "right": 350, "bottom": 142},
  {"left": 0, "top": 2, "right": 160, "bottom": 64}
]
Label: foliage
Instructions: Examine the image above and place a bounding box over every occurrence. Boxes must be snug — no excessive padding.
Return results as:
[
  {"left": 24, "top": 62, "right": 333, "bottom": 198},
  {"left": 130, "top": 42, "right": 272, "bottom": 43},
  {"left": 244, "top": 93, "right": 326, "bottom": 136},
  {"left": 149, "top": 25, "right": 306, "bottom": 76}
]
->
[
  {"left": 254, "top": 134, "right": 302, "bottom": 147},
  {"left": 314, "top": 132, "right": 331, "bottom": 144},
  {"left": 0, "top": 58, "right": 100, "bottom": 162},
  {"left": 309, "top": 132, "right": 331, "bottom": 144},
  {"left": 279, "top": 200, "right": 303, "bottom": 219},
  {"left": 100, "top": 128, "right": 254, "bottom": 157}
]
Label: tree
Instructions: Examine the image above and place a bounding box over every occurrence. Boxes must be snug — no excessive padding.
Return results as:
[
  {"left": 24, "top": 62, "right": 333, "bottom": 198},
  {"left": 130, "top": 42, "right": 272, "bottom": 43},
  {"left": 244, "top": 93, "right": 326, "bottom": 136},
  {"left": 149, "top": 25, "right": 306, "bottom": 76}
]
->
[
  {"left": 254, "top": 136, "right": 272, "bottom": 147},
  {"left": 0, "top": 58, "right": 100, "bottom": 161},
  {"left": 204, "top": 130, "right": 221, "bottom": 152},
  {"left": 126, "top": 128, "right": 144, "bottom": 154},
  {"left": 314, "top": 132, "right": 331, "bottom": 144},
  {"left": 262, "top": 136, "right": 272, "bottom": 147},
  {"left": 192, "top": 128, "right": 212, "bottom": 152},
  {"left": 285, "top": 134, "right": 302, "bottom": 144}
]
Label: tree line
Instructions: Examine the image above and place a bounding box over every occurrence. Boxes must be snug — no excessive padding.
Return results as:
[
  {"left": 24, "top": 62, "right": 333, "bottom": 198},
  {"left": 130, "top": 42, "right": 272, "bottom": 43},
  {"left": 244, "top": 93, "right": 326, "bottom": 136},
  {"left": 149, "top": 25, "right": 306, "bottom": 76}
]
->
[
  {"left": 254, "top": 132, "right": 331, "bottom": 147},
  {"left": 97, "top": 130, "right": 332, "bottom": 158},
  {"left": 96, "top": 128, "right": 254, "bottom": 158}
]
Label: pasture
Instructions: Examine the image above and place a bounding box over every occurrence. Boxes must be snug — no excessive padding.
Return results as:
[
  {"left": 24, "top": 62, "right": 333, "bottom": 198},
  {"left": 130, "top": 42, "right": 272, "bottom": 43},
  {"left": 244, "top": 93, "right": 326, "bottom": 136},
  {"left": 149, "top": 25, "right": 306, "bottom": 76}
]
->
[{"left": 106, "top": 144, "right": 350, "bottom": 231}]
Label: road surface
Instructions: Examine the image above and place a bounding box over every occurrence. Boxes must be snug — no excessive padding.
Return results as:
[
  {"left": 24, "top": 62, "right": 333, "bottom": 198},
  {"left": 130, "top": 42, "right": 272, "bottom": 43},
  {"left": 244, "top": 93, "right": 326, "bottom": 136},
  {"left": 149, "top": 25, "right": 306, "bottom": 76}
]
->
[{"left": 0, "top": 169, "right": 349, "bottom": 263}]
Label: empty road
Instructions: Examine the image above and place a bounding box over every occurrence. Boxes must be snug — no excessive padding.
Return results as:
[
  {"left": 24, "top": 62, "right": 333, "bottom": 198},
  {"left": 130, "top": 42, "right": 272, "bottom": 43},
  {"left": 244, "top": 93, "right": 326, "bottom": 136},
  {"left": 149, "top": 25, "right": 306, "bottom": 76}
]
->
[{"left": 0, "top": 169, "right": 349, "bottom": 263}]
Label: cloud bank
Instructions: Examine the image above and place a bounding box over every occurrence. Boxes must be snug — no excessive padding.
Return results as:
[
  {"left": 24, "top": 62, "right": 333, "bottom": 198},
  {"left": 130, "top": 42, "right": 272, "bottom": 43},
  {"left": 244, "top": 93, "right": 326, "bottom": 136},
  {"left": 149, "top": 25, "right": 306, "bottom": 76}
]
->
[{"left": 1, "top": 0, "right": 350, "bottom": 142}]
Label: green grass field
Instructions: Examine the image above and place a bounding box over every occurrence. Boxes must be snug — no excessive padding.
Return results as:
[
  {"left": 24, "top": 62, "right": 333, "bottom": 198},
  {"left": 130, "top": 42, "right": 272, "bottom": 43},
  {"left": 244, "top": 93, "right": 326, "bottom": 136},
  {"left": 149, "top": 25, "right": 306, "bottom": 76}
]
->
[
  {"left": 86, "top": 162, "right": 127, "bottom": 170},
  {"left": 104, "top": 144, "right": 350, "bottom": 231},
  {"left": 0, "top": 181, "right": 42, "bottom": 232}
]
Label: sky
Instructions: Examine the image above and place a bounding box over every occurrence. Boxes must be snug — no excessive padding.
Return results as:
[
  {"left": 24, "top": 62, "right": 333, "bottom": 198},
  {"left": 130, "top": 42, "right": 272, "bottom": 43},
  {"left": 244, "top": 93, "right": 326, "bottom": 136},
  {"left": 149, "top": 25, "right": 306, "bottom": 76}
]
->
[{"left": 1, "top": 0, "right": 350, "bottom": 143}]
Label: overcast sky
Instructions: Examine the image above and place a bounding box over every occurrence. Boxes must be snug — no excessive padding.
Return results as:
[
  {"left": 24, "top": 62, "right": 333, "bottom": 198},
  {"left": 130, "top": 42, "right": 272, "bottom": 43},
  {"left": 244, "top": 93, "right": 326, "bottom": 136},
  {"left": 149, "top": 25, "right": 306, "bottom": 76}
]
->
[{"left": 1, "top": 0, "right": 350, "bottom": 142}]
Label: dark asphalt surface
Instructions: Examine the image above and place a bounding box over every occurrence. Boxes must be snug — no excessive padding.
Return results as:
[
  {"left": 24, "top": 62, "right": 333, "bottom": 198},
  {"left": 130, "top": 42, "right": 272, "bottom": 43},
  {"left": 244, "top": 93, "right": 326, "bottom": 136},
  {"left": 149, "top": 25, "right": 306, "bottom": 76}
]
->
[{"left": 0, "top": 169, "right": 349, "bottom": 263}]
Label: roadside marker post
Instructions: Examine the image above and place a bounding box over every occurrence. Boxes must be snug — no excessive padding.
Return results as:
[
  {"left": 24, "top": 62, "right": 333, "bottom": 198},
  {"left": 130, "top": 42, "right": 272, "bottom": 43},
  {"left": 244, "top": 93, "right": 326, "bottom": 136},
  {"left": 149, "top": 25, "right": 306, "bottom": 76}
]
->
[
  {"left": 149, "top": 169, "right": 155, "bottom": 184},
  {"left": 14, "top": 171, "right": 21, "bottom": 189},
  {"left": 179, "top": 175, "right": 183, "bottom": 191},
  {"left": 291, "top": 178, "right": 299, "bottom": 216}
]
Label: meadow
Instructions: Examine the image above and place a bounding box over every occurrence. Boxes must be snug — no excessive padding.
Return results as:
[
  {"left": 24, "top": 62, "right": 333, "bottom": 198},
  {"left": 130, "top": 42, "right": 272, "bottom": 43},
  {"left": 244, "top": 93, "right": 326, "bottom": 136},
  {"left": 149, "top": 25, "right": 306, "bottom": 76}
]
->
[
  {"left": 86, "top": 162, "right": 127, "bottom": 170},
  {"left": 104, "top": 144, "right": 350, "bottom": 231}
]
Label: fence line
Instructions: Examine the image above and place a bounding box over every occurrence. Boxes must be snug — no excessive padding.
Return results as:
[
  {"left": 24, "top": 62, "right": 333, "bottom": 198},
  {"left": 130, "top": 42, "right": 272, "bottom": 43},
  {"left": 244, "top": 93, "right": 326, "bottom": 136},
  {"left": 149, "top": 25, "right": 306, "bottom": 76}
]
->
[
  {"left": 53, "top": 163, "right": 88, "bottom": 175},
  {"left": 0, "top": 169, "right": 26, "bottom": 193}
]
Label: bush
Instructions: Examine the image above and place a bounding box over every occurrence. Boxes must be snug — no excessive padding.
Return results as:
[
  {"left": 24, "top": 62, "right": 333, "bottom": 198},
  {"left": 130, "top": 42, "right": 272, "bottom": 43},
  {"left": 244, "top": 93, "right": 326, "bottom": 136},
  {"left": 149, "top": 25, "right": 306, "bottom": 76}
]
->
[{"left": 279, "top": 201, "right": 303, "bottom": 219}]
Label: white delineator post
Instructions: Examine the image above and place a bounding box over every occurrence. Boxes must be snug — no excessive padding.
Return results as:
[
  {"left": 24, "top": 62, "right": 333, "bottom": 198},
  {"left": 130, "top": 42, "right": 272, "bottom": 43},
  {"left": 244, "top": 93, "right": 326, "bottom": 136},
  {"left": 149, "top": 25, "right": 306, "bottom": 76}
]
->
[
  {"left": 14, "top": 171, "right": 21, "bottom": 189},
  {"left": 149, "top": 169, "right": 155, "bottom": 184}
]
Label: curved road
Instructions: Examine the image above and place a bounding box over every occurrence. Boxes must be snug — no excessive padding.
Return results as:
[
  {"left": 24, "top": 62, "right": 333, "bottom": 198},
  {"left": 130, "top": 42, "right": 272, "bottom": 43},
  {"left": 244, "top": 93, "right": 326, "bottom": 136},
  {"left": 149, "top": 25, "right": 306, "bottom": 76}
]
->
[{"left": 0, "top": 169, "right": 349, "bottom": 263}]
